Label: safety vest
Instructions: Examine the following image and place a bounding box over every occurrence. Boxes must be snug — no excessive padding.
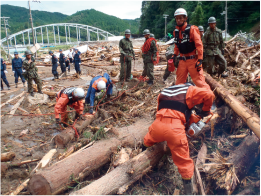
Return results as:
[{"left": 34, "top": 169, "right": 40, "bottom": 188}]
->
[
  {"left": 173, "top": 24, "right": 196, "bottom": 54},
  {"left": 158, "top": 84, "right": 192, "bottom": 122},
  {"left": 58, "top": 87, "right": 77, "bottom": 105},
  {"left": 92, "top": 77, "right": 107, "bottom": 90}
]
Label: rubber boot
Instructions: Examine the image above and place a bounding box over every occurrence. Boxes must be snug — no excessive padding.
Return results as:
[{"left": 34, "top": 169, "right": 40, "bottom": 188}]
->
[
  {"left": 8, "top": 86, "right": 10, "bottom": 90},
  {"left": 147, "top": 80, "right": 153, "bottom": 86},
  {"left": 182, "top": 179, "right": 193, "bottom": 195},
  {"left": 23, "top": 82, "right": 26, "bottom": 87},
  {"left": 56, "top": 74, "right": 59, "bottom": 79},
  {"left": 68, "top": 68, "right": 70, "bottom": 73}
]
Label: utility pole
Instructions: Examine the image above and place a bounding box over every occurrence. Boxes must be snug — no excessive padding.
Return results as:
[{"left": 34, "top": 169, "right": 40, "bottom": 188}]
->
[
  {"left": 220, "top": 2, "right": 227, "bottom": 41},
  {"left": 163, "top": 14, "right": 169, "bottom": 37},
  {"left": 28, "top": 0, "right": 40, "bottom": 57},
  {"left": 1, "top": 17, "right": 11, "bottom": 61}
]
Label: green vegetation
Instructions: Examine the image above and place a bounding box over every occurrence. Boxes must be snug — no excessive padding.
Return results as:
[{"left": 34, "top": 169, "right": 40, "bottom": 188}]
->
[
  {"left": 139, "top": 1, "right": 260, "bottom": 38},
  {"left": 1, "top": 4, "right": 140, "bottom": 41}
]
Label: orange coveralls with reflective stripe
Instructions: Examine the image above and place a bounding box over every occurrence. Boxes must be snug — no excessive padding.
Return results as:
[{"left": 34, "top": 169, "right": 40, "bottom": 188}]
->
[
  {"left": 144, "top": 85, "right": 214, "bottom": 179},
  {"left": 174, "top": 22, "right": 210, "bottom": 90},
  {"left": 55, "top": 92, "right": 84, "bottom": 122}
]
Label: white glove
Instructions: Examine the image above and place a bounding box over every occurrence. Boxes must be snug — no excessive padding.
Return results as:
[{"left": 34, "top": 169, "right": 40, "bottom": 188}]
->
[
  {"left": 4, "top": 70, "right": 8, "bottom": 73},
  {"left": 23, "top": 70, "right": 26, "bottom": 73},
  {"left": 79, "top": 63, "right": 81, "bottom": 65},
  {"left": 13, "top": 71, "right": 15, "bottom": 73}
]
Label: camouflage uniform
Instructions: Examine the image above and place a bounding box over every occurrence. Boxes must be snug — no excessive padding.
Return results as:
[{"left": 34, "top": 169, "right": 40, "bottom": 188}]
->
[
  {"left": 202, "top": 27, "right": 227, "bottom": 75},
  {"left": 163, "top": 44, "right": 179, "bottom": 80},
  {"left": 142, "top": 39, "right": 157, "bottom": 81},
  {"left": 119, "top": 38, "right": 135, "bottom": 81},
  {"left": 22, "top": 57, "right": 42, "bottom": 93}
]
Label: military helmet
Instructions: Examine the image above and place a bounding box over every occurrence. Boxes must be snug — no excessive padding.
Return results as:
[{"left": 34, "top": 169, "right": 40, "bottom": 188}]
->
[
  {"left": 59, "top": 49, "right": 62, "bottom": 52},
  {"left": 143, "top": 29, "right": 150, "bottom": 35},
  {"left": 14, "top": 51, "right": 18, "bottom": 55},
  {"left": 150, "top": 33, "right": 155, "bottom": 38},
  {"left": 174, "top": 8, "right": 187, "bottom": 17},
  {"left": 125, "top": 29, "right": 131, "bottom": 35},
  {"left": 25, "top": 50, "right": 32, "bottom": 56},
  {"left": 49, "top": 51, "right": 53, "bottom": 54},
  {"left": 208, "top": 17, "right": 216, "bottom": 23},
  {"left": 198, "top": 26, "right": 204, "bottom": 31}
]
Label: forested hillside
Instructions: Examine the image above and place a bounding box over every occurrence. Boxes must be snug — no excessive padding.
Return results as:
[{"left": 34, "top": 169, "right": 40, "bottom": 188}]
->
[
  {"left": 139, "top": 1, "right": 260, "bottom": 38},
  {"left": 0, "top": 4, "right": 139, "bottom": 40}
]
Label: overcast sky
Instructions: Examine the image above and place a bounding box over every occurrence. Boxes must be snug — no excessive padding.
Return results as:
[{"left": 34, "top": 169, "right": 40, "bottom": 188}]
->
[{"left": 1, "top": 0, "right": 143, "bottom": 19}]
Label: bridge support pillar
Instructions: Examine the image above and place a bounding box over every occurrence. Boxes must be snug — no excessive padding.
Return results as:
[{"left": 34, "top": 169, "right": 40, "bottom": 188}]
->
[
  {"left": 68, "top": 26, "right": 71, "bottom": 43},
  {"left": 41, "top": 27, "right": 43, "bottom": 45},
  {"left": 53, "top": 25, "right": 56, "bottom": 46},
  {"left": 97, "top": 29, "right": 99, "bottom": 41},
  {"left": 46, "top": 26, "right": 49, "bottom": 45},
  {"left": 23, "top": 33, "right": 25, "bottom": 46},
  {"left": 58, "top": 26, "right": 60, "bottom": 44},
  {"left": 65, "top": 24, "right": 68, "bottom": 45},
  {"left": 28, "top": 31, "right": 30, "bottom": 45}
]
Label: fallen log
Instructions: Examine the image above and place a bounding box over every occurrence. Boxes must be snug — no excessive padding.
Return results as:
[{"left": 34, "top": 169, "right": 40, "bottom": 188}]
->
[
  {"left": 71, "top": 142, "right": 167, "bottom": 195},
  {"left": 54, "top": 113, "right": 98, "bottom": 148},
  {"left": 0, "top": 91, "right": 26, "bottom": 108},
  {"left": 227, "top": 134, "right": 260, "bottom": 194},
  {"left": 1, "top": 152, "right": 15, "bottom": 162},
  {"left": 204, "top": 72, "right": 260, "bottom": 138},
  {"left": 9, "top": 96, "right": 25, "bottom": 118},
  {"left": 28, "top": 119, "right": 152, "bottom": 195},
  {"left": 42, "top": 90, "right": 57, "bottom": 97}
]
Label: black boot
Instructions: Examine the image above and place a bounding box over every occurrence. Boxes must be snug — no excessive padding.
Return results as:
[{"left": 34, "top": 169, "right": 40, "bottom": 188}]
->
[
  {"left": 56, "top": 74, "right": 59, "bottom": 79},
  {"left": 221, "top": 72, "right": 229, "bottom": 78},
  {"left": 68, "top": 69, "right": 70, "bottom": 72},
  {"left": 15, "top": 83, "right": 18, "bottom": 88},
  {"left": 7, "top": 86, "right": 10, "bottom": 90},
  {"left": 30, "top": 92, "right": 34, "bottom": 96},
  {"left": 23, "top": 82, "right": 26, "bottom": 87},
  {"left": 182, "top": 179, "right": 193, "bottom": 195},
  {"left": 147, "top": 80, "right": 153, "bottom": 86}
]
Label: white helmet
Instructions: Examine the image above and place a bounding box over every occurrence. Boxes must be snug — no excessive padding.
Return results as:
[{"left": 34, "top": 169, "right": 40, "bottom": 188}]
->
[
  {"left": 97, "top": 80, "right": 106, "bottom": 91},
  {"left": 174, "top": 8, "right": 187, "bottom": 17},
  {"left": 73, "top": 88, "right": 85, "bottom": 100}
]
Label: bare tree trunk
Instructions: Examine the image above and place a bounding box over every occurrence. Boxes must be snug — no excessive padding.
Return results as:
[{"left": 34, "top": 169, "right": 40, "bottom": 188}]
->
[
  {"left": 204, "top": 72, "right": 260, "bottom": 138},
  {"left": 71, "top": 142, "right": 167, "bottom": 195}
]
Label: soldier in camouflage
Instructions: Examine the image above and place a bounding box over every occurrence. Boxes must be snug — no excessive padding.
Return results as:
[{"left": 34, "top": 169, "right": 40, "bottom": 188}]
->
[
  {"left": 22, "top": 50, "right": 43, "bottom": 96},
  {"left": 119, "top": 29, "right": 135, "bottom": 81},
  {"left": 142, "top": 29, "right": 158, "bottom": 85},
  {"left": 202, "top": 17, "right": 228, "bottom": 77},
  {"left": 163, "top": 43, "right": 179, "bottom": 81}
]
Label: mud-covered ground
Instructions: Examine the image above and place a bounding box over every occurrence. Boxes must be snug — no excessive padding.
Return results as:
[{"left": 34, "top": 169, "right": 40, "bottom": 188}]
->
[{"left": 1, "top": 40, "right": 260, "bottom": 195}]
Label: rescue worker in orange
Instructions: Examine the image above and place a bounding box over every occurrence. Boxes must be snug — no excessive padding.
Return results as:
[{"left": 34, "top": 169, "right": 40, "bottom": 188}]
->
[
  {"left": 55, "top": 87, "right": 85, "bottom": 127},
  {"left": 172, "top": 8, "right": 210, "bottom": 90},
  {"left": 143, "top": 82, "right": 215, "bottom": 195}
]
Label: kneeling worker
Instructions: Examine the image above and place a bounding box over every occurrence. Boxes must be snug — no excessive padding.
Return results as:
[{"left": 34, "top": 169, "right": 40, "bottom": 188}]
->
[
  {"left": 143, "top": 82, "right": 215, "bottom": 195},
  {"left": 55, "top": 87, "right": 85, "bottom": 127},
  {"left": 85, "top": 73, "right": 113, "bottom": 114}
]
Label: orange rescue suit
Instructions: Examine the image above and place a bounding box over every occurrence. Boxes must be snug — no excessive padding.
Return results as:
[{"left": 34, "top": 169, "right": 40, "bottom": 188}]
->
[
  {"left": 55, "top": 88, "right": 84, "bottom": 122},
  {"left": 173, "top": 22, "right": 210, "bottom": 90},
  {"left": 144, "top": 84, "right": 214, "bottom": 179}
]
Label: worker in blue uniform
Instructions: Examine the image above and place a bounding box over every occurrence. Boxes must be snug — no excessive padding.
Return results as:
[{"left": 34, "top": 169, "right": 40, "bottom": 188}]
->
[
  {"left": 1, "top": 58, "right": 10, "bottom": 90},
  {"left": 73, "top": 49, "right": 82, "bottom": 75},
  {"left": 59, "top": 49, "right": 66, "bottom": 74},
  {"left": 49, "top": 51, "right": 59, "bottom": 80},
  {"left": 12, "top": 51, "right": 26, "bottom": 88},
  {"left": 85, "top": 73, "right": 113, "bottom": 114}
]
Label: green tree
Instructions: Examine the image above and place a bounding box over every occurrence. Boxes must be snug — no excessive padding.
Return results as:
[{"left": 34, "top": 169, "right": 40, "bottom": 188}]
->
[{"left": 190, "top": 2, "right": 204, "bottom": 26}]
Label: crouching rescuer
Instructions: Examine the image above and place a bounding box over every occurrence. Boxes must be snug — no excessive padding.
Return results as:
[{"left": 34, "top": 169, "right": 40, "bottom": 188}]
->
[
  {"left": 85, "top": 73, "right": 113, "bottom": 114},
  {"left": 143, "top": 83, "right": 215, "bottom": 194},
  {"left": 55, "top": 87, "right": 85, "bottom": 127}
]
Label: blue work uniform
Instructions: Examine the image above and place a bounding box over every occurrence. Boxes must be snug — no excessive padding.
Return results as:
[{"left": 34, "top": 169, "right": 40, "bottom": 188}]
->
[
  {"left": 52, "top": 54, "right": 59, "bottom": 76},
  {"left": 12, "top": 57, "right": 25, "bottom": 84},
  {"left": 85, "top": 73, "right": 113, "bottom": 107},
  {"left": 73, "top": 51, "right": 81, "bottom": 73},
  {"left": 1, "top": 58, "right": 10, "bottom": 89},
  {"left": 59, "top": 53, "right": 66, "bottom": 73}
]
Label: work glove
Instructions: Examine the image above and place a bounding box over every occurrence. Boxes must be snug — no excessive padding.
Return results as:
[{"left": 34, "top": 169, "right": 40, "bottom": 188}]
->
[
  {"left": 79, "top": 63, "right": 81, "bottom": 65},
  {"left": 56, "top": 118, "right": 61, "bottom": 125},
  {"left": 221, "top": 50, "right": 225, "bottom": 55},
  {"left": 195, "top": 59, "right": 203, "bottom": 72},
  {"left": 89, "top": 108, "right": 94, "bottom": 114},
  {"left": 171, "top": 54, "right": 177, "bottom": 63},
  {"left": 13, "top": 71, "right": 15, "bottom": 73},
  {"left": 22, "top": 70, "right": 26, "bottom": 72},
  {"left": 4, "top": 70, "right": 8, "bottom": 73},
  {"left": 199, "top": 110, "right": 210, "bottom": 119}
]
